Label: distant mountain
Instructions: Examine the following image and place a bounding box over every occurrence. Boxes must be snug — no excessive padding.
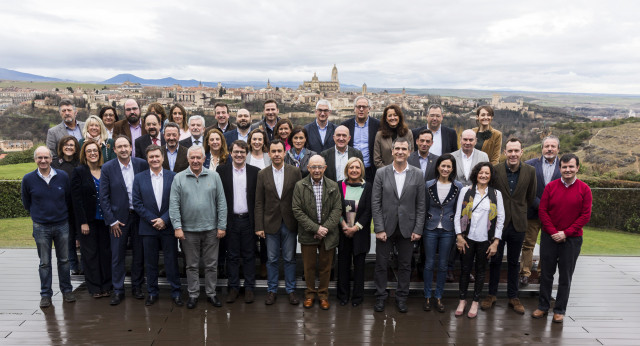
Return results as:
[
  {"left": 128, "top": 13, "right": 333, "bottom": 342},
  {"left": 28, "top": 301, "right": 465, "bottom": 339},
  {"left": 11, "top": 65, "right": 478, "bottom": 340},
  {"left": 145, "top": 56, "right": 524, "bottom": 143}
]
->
[{"left": 0, "top": 68, "right": 62, "bottom": 82}]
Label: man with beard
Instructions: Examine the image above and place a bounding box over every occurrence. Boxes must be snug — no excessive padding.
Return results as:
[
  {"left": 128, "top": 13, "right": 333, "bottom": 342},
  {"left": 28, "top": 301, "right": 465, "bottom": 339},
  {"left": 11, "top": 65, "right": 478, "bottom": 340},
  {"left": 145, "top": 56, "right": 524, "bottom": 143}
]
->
[
  {"left": 162, "top": 122, "right": 189, "bottom": 173},
  {"left": 113, "top": 99, "right": 147, "bottom": 157},
  {"left": 251, "top": 99, "right": 281, "bottom": 141},
  {"left": 179, "top": 115, "right": 205, "bottom": 148},
  {"left": 135, "top": 113, "right": 166, "bottom": 160},
  {"left": 205, "top": 103, "right": 237, "bottom": 135},
  {"left": 411, "top": 104, "right": 458, "bottom": 156},
  {"left": 223, "top": 109, "right": 252, "bottom": 150},
  {"left": 46, "top": 99, "right": 85, "bottom": 159}
]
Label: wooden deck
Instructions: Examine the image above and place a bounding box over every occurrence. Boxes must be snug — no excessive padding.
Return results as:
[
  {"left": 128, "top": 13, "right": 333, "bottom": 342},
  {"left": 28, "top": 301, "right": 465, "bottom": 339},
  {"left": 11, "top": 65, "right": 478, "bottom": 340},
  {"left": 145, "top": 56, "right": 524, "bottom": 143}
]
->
[{"left": 0, "top": 248, "right": 639, "bottom": 345}]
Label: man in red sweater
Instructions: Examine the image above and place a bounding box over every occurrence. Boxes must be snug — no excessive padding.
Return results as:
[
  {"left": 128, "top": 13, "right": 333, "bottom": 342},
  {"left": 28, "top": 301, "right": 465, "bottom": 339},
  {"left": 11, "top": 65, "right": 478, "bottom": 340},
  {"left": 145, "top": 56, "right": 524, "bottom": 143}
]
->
[{"left": 532, "top": 153, "right": 592, "bottom": 323}]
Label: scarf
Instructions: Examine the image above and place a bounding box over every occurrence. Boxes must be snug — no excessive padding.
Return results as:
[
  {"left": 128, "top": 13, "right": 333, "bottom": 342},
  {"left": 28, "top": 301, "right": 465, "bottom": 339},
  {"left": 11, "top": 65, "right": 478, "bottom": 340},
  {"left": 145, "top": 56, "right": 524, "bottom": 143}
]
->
[{"left": 459, "top": 185, "right": 498, "bottom": 240}]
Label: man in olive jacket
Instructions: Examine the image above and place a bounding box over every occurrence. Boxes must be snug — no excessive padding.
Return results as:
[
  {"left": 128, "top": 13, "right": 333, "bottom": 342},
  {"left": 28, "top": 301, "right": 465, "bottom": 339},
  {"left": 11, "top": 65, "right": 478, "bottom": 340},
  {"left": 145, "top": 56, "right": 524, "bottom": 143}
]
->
[{"left": 292, "top": 155, "right": 342, "bottom": 310}]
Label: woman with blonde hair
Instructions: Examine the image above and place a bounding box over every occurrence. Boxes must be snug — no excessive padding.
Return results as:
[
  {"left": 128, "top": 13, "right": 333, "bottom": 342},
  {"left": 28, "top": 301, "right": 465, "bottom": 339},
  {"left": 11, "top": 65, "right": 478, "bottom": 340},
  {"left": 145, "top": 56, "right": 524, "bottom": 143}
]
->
[{"left": 79, "top": 115, "right": 116, "bottom": 162}]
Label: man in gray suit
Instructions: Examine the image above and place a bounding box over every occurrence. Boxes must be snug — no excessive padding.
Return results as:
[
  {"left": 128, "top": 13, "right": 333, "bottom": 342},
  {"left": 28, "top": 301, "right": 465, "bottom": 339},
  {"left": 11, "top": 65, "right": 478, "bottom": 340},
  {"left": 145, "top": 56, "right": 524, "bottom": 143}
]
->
[
  {"left": 372, "top": 138, "right": 426, "bottom": 313},
  {"left": 451, "top": 129, "right": 490, "bottom": 186},
  {"left": 407, "top": 128, "right": 439, "bottom": 181},
  {"left": 46, "top": 99, "right": 85, "bottom": 159}
]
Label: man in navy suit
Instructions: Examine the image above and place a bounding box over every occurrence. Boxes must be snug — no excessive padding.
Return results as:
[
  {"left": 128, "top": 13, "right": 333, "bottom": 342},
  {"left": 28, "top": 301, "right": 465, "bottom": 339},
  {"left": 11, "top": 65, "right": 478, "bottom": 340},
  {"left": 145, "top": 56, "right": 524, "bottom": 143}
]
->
[
  {"left": 132, "top": 145, "right": 182, "bottom": 306},
  {"left": 304, "top": 99, "right": 336, "bottom": 154},
  {"left": 411, "top": 104, "right": 458, "bottom": 156},
  {"left": 223, "top": 109, "right": 253, "bottom": 150},
  {"left": 100, "top": 135, "right": 149, "bottom": 306},
  {"left": 407, "top": 128, "right": 439, "bottom": 181},
  {"left": 341, "top": 96, "right": 380, "bottom": 182},
  {"left": 520, "top": 135, "right": 561, "bottom": 286}
]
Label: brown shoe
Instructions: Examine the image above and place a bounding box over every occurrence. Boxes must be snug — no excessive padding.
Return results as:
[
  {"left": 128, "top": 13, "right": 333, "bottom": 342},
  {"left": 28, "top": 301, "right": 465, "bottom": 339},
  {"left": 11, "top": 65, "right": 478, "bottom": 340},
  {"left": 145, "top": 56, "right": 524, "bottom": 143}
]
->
[
  {"left": 226, "top": 289, "right": 239, "bottom": 303},
  {"left": 244, "top": 290, "right": 254, "bottom": 304},
  {"left": 509, "top": 298, "right": 525, "bottom": 315},
  {"left": 531, "top": 309, "right": 548, "bottom": 319},
  {"left": 289, "top": 292, "right": 300, "bottom": 305},
  {"left": 320, "top": 299, "right": 330, "bottom": 310},
  {"left": 552, "top": 313, "right": 564, "bottom": 323},
  {"left": 265, "top": 291, "right": 277, "bottom": 305},
  {"left": 303, "top": 298, "right": 314, "bottom": 309},
  {"left": 480, "top": 295, "right": 496, "bottom": 310}
]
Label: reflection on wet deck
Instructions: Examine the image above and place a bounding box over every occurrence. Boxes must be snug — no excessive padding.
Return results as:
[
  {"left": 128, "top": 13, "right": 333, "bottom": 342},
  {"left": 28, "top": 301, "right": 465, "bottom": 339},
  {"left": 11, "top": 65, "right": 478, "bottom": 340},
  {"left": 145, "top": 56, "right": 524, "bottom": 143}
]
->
[{"left": 1, "top": 249, "right": 639, "bottom": 345}]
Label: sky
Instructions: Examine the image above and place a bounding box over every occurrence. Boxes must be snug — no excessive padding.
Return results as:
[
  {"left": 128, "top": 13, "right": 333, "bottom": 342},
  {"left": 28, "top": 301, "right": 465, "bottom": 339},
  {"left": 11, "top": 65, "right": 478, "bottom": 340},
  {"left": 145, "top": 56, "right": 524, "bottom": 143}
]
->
[{"left": 1, "top": 0, "right": 639, "bottom": 94}]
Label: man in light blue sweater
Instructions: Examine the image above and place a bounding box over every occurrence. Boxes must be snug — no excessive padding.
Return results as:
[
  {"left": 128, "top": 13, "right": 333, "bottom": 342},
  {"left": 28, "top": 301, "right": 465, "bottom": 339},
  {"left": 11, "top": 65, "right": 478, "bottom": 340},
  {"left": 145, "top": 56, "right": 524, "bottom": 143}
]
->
[{"left": 170, "top": 145, "right": 227, "bottom": 309}]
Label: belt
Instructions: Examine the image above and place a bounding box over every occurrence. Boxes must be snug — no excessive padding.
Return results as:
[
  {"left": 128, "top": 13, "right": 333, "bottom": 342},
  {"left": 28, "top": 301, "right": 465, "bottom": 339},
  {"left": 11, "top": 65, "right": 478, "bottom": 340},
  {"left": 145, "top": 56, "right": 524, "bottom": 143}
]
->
[{"left": 233, "top": 213, "right": 249, "bottom": 219}]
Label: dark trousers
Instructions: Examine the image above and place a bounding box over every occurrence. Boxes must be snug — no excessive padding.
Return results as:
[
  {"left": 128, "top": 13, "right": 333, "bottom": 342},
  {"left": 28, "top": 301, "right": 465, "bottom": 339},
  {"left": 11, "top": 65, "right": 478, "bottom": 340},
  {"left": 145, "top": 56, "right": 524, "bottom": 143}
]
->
[
  {"left": 79, "top": 220, "right": 112, "bottom": 294},
  {"left": 227, "top": 215, "right": 256, "bottom": 290},
  {"left": 459, "top": 238, "right": 490, "bottom": 301},
  {"left": 110, "top": 212, "right": 144, "bottom": 294},
  {"left": 365, "top": 166, "right": 376, "bottom": 183},
  {"left": 489, "top": 223, "right": 525, "bottom": 298},
  {"left": 142, "top": 232, "right": 181, "bottom": 298},
  {"left": 374, "top": 227, "right": 413, "bottom": 302},
  {"left": 68, "top": 214, "right": 80, "bottom": 272},
  {"left": 337, "top": 235, "right": 366, "bottom": 305},
  {"left": 538, "top": 232, "right": 582, "bottom": 314},
  {"left": 258, "top": 237, "right": 268, "bottom": 264}
]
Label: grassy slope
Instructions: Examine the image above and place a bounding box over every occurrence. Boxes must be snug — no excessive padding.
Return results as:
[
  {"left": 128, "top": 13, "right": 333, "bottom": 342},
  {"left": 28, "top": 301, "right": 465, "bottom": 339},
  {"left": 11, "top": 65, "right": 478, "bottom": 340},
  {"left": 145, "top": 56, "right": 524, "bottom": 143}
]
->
[{"left": 0, "top": 162, "right": 36, "bottom": 179}]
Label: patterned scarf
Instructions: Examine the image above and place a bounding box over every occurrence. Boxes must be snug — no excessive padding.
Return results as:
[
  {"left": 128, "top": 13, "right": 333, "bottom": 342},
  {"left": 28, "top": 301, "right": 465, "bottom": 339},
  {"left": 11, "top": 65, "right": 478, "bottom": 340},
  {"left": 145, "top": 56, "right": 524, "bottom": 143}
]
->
[{"left": 459, "top": 185, "right": 498, "bottom": 240}]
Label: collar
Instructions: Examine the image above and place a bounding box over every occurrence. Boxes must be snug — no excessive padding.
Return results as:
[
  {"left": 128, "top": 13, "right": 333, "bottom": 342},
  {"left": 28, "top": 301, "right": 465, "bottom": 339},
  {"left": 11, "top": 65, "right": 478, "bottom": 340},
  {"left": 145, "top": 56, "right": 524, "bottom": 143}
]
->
[
  {"left": 418, "top": 151, "right": 430, "bottom": 160},
  {"left": 218, "top": 123, "right": 228, "bottom": 132},
  {"left": 191, "top": 136, "right": 202, "bottom": 143},
  {"left": 462, "top": 150, "right": 474, "bottom": 160},
  {"left": 335, "top": 145, "right": 348, "bottom": 154},
  {"left": 187, "top": 167, "right": 207, "bottom": 177},
  {"left": 311, "top": 177, "right": 323, "bottom": 186},
  {"left": 150, "top": 169, "right": 163, "bottom": 177},
  {"left": 562, "top": 177, "right": 577, "bottom": 187},
  {"left": 316, "top": 120, "right": 328, "bottom": 130},
  {"left": 355, "top": 117, "right": 369, "bottom": 128},
  {"left": 393, "top": 164, "right": 409, "bottom": 174},
  {"left": 505, "top": 161, "right": 521, "bottom": 173},
  {"left": 64, "top": 121, "right": 78, "bottom": 131},
  {"left": 272, "top": 164, "right": 284, "bottom": 174},
  {"left": 118, "top": 158, "right": 132, "bottom": 170},
  {"left": 233, "top": 164, "right": 246, "bottom": 174},
  {"left": 37, "top": 167, "right": 57, "bottom": 180},
  {"left": 166, "top": 144, "right": 178, "bottom": 153},
  {"left": 542, "top": 156, "right": 558, "bottom": 166}
]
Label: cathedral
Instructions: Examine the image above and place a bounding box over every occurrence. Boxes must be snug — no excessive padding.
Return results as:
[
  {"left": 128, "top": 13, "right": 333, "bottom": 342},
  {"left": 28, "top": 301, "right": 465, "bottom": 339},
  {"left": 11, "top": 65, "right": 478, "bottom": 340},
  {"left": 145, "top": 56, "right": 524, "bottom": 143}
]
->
[{"left": 299, "top": 64, "right": 340, "bottom": 93}]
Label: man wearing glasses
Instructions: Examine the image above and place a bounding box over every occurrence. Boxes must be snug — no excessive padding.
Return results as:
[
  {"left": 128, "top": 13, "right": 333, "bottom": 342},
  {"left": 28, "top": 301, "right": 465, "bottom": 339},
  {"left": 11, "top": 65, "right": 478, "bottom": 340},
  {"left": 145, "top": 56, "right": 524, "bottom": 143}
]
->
[
  {"left": 304, "top": 99, "right": 336, "bottom": 154},
  {"left": 341, "top": 96, "right": 380, "bottom": 182},
  {"left": 113, "top": 99, "right": 147, "bottom": 157}
]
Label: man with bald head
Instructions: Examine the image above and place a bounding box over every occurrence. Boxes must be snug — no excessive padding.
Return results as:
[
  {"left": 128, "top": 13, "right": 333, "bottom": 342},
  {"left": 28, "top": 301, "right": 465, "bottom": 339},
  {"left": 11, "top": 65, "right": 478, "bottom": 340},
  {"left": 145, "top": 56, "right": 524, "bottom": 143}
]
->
[
  {"left": 292, "top": 155, "right": 342, "bottom": 310},
  {"left": 451, "top": 129, "right": 490, "bottom": 187},
  {"left": 320, "top": 125, "right": 363, "bottom": 182},
  {"left": 223, "top": 109, "right": 253, "bottom": 150},
  {"left": 113, "top": 99, "right": 147, "bottom": 157}
]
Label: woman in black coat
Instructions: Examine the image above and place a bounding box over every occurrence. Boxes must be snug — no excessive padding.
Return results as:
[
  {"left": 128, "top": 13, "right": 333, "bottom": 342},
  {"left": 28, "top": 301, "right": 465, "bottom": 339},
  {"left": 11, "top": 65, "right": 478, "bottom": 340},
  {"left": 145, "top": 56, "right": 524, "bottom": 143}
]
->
[
  {"left": 337, "top": 157, "right": 372, "bottom": 307},
  {"left": 71, "top": 139, "right": 112, "bottom": 298}
]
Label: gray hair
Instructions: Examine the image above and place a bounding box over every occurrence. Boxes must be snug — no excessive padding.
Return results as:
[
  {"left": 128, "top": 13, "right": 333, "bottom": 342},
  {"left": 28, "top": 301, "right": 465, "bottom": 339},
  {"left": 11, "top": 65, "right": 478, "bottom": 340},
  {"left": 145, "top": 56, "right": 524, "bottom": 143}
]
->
[
  {"left": 427, "top": 104, "right": 443, "bottom": 112},
  {"left": 188, "top": 115, "right": 205, "bottom": 125},
  {"left": 34, "top": 146, "right": 51, "bottom": 160},
  {"left": 163, "top": 122, "right": 180, "bottom": 133},
  {"left": 354, "top": 96, "right": 371, "bottom": 108},
  {"left": 187, "top": 144, "right": 205, "bottom": 157},
  {"left": 542, "top": 135, "right": 560, "bottom": 147},
  {"left": 316, "top": 99, "right": 332, "bottom": 111}
]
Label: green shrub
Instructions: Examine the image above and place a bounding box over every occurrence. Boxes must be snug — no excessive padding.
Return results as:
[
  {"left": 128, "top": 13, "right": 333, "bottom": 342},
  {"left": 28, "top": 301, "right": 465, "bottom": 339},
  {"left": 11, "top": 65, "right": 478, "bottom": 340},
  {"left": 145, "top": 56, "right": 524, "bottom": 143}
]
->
[
  {"left": 0, "top": 180, "right": 29, "bottom": 218},
  {"left": 582, "top": 178, "right": 640, "bottom": 233},
  {"left": 0, "top": 147, "right": 36, "bottom": 165}
]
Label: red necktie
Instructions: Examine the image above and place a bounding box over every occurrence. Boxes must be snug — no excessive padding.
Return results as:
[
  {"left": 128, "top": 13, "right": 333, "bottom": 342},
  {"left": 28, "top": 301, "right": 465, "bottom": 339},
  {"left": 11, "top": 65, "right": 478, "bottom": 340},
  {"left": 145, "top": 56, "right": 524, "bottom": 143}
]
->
[{"left": 152, "top": 138, "right": 158, "bottom": 145}]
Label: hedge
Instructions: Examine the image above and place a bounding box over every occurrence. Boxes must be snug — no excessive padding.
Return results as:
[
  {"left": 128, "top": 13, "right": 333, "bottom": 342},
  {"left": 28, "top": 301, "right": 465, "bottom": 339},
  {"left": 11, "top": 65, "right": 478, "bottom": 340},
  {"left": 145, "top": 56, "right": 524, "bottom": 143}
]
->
[{"left": 0, "top": 180, "right": 29, "bottom": 218}]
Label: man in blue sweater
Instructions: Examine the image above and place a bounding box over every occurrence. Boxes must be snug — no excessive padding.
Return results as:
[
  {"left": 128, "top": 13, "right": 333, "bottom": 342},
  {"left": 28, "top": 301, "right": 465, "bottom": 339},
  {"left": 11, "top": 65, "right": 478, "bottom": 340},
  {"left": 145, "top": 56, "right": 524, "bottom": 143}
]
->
[{"left": 21, "top": 146, "right": 76, "bottom": 308}]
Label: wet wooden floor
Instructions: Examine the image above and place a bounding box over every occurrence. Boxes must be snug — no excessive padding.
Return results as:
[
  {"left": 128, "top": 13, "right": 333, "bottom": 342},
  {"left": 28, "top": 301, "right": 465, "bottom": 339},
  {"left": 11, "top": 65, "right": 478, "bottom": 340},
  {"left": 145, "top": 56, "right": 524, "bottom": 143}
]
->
[{"left": 1, "top": 249, "right": 639, "bottom": 345}]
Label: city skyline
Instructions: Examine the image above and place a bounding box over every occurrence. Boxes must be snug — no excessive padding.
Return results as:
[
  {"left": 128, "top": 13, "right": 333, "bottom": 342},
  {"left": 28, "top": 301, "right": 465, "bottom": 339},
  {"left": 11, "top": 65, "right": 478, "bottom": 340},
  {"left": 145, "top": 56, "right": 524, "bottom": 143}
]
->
[{"left": 1, "top": 1, "right": 639, "bottom": 94}]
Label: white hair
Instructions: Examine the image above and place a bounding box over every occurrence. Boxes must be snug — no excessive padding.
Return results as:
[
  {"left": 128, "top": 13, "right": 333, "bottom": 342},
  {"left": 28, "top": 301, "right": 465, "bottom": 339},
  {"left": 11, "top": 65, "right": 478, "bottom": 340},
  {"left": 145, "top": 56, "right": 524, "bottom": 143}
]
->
[
  {"left": 353, "top": 96, "right": 371, "bottom": 107},
  {"left": 187, "top": 144, "right": 205, "bottom": 157},
  {"left": 316, "top": 99, "right": 332, "bottom": 111},
  {"left": 188, "top": 115, "right": 205, "bottom": 125}
]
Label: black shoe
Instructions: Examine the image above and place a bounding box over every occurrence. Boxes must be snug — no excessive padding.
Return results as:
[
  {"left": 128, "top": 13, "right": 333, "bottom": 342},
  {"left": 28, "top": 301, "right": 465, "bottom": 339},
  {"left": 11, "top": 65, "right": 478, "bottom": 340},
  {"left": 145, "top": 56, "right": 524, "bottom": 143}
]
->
[
  {"left": 110, "top": 293, "right": 125, "bottom": 306},
  {"left": 145, "top": 295, "right": 158, "bottom": 306},
  {"left": 63, "top": 292, "right": 76, "bottom": 303},
  {"left": 226, "top": 289, "right": 239, "bottom": 303},
  {"left": 435, "top": 298, "right": 445, "bottom": 313},
  {"left": 132, "top": 287, "right": 144, "bottom": 300},
  {"left": 208, "top": 296, "right": 222, "bottom": 307},
  {"left": 173, "top": 296, "right": 184, "bottom": 307},
  {"left": 446, "top": 270, "right": 455, "bottom": 283},
  {"left": 265, "top": 291, "right": 277, "bottom": 305},
  {"left": 244, "top": 290, "right": 255, "bottom": 304},
  {"left": 352, "top": 301, "right": 361, "bottom": 307},
  {"left": 469, "top": 273, "right": 475, "bottom": 283},
  {"left": 40, "top": 297, "right": 52, "bottom": 308},
  {"left": 187, "top": 297, "right": 198, "bottom": 309},
  {"left": 423, "top": 298, "right": 432, "bottom": 311},
  {"left": 396, "top": 300, "right": 408, "bottom": 313},
  {"left": 374, "top": 299, "right": 385, "bottom": 312},
  {"left": 339, "top": 300, "right": 348, "bottom": 306}
]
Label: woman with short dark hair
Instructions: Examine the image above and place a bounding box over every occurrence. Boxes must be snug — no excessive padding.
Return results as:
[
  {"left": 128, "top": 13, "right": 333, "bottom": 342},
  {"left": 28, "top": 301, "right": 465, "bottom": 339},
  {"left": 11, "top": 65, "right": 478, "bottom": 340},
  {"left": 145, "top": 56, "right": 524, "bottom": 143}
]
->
[{"left": 284, "top": 126, "right": 316, "bottom": 177}]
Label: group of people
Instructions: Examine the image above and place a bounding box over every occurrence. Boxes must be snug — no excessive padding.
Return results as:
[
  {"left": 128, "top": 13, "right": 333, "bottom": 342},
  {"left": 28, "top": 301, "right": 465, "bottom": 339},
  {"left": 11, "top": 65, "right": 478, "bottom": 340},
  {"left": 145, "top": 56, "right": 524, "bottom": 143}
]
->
[{"left": 22, "top": 97, "right": 591, "bottom": 323}]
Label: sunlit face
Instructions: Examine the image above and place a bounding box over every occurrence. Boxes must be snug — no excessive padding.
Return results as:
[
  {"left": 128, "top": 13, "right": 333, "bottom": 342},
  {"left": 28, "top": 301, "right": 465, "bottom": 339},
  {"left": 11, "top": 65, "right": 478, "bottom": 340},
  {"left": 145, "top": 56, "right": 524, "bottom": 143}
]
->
[
  {"left": 85, "top": 143, "right": 100, "bottom": 164},
  {"left": 278, "top": 123, "right": 291, "bottom": 141},
  {"left": 308, "top": 157, "right": 326, "bottom": 182},
  {"left": 171, "top": 107, "right": 184, "bottom": 125},
  {"left": 438, "top": 159, "right": 453, "bottom": 180},
  {"left": 59, "top": 105, "right": 76, "bottom": 125},
  {"left": 188, "top": 149, "right": 204, "bottom": 173},
  {"left": 477, "top": 166, "right": 491, "bottom": 185},
  {"left": 347, "top": 161, "right": 362, "bottom": 182},
  {"left": 164, "top": 127, "right": 179, "bottom": 148},
  {"left": 231, "top": 144, "right": 247, "bottom": 167},
  {"left": 208, "top": 132, "right": 222, "bottom": 152},
  {"left": 560, "top": 158, "right": 579, "bottom": 182},
  {"left": 354, "top": 98, "right": 370, "bottom": 122},
  {"left": 542, "top": 138, "right": 559, "bottom": 161},
  {"left": 392, "top": 141, "right": 410, "bottom": 164},
  {"left": 417, "top": 133, "right": 433, "bottom": 155},
  {"left": 291, "top": 132, "right": 306, "bottom": 151},
  {"left": 102, "top": 110, "right": 116, "bottom": 127},
  {"left": 386, "top": 108, "right": 399, "bottom": 128},
  {"left": 426, "top": 107, "right": 443, "bottom": 130},
  {"left": 333, "top": 127, "right": 351, "bottom": 150},
  {"left": 504, "top": 141, "right": 523, "bottom": 167},
  {"left": 87, "top": 121, "right": 101, "bottom": 138},
  {"left": 268, "top": 142, "right": 285, "bottom": 165},
  {"left": 264, "top": 102, "right": 279, "bottom": 123},
  {"left": 62, "top": 140, "right": 76, "bottom": 158},
  {"left": 114, "top": 137, "right": 131, "bottom": 161},
  {"left": 144, "top": 115, "right": 160, "bottom": 137},
  {"left": 215, "top": 106, "right": 229, "bottom": 126},
  {"left": 251, "top": 133, "right": 264, "bottom": 152},
  {"left": 477, "top": 109, "right": 492, "bottom": 127},
  {"left": 34, "top": 148, "right": 52, "bottom": 170},
  {"left": 189, "top": 118, "right": 204, "bottom": 137},
  {"left": 147, "top": 149, "right": 164, "bottom": 171}
]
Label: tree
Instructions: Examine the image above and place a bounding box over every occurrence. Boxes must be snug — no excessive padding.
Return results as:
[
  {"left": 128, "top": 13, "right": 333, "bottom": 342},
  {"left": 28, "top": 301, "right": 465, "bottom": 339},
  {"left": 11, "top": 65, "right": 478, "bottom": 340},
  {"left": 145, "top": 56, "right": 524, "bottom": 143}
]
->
[{"left": 67, "top": 86, "right": 74, "bottom": 93}]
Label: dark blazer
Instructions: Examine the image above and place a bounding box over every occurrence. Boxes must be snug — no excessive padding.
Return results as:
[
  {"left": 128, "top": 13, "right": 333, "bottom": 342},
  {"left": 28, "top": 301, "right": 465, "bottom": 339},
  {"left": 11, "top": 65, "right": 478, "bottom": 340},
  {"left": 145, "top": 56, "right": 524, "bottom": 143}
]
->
[
  {"left": 525, "top": 156, "right": 561, "bottom": 219},
  {"left": 132, "top": 169, "right": 176, "bottom": 236},
  {"left": 112, "top": 119, "right": 147, "bottom": 141},
  {"left": 134, "top": 134, "right": 166, "bottom": 160},
  {"left": 304, "top": 121, "right": 336, "bottom": 154},
  {"left": 71, "top": 165, "right": 99, "bottom": 232},
  {"left": 341, "top": 116, "right": 380, "bottom": 168},
  {"left": 99, "top": 157, "right": 149, "bottom": 226},
  {"left": 223, "top": 129, "right": 250, "bottom": 150},
  {"left": 408, "top": 151, "right": 439, "bottom": 182},
  {"left": 493, "top": 161, "right": 537, "bottom": 232},
  {"left": 424, "top": 179, "right": 463, "bottom": 231},
  {"left": 216, "top": 163, "right": 259, "bottom": 231},
  {"left": 178, "top": 136, "right": 203, "bottom": 149},
  {"left": 412, "top": 125, "right": 458, "bottom": 155},
  {"left": 371, "top": 164, "right": 426, "bottom": 237},
  {"left": 46, "top": 121, "right": 85, "bottom": 159},
  {"left": 205, "top": 122, "right": 237, "bottom": 137},
  {"left": 79, "top": 138, "right": 116, "bottom": 163},
  {"left": 320, "top": 146, "right": 364, "bottom": 182},
  {"left": 255, "top": 164, "right": 302, "bottom": 234},
  {"left": 162, "top": 146, "right": 189, "bottom": 173},
  {"left": 337, "top": 180, "right": 372, "bottom": 255}
]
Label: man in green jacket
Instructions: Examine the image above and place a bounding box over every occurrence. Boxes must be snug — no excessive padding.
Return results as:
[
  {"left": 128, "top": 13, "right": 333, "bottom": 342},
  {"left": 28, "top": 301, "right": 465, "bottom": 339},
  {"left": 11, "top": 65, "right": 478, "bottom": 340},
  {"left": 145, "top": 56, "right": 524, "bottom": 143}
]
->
[
  {"left": 292, "top": 155, "right": 342, "bottom": 310},
  {"left": 169, "top": 145, "right": 227, "bottom": 309}
]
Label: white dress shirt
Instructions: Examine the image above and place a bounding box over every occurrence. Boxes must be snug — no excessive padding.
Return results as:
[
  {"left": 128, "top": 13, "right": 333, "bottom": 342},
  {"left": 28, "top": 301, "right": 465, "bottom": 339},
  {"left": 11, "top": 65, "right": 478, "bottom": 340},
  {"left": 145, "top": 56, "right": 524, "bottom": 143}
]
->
[
  {"left": 37, "top": 168, "right": 57, "bottom": 185},
  {"left": 462, "top": 150, "right": 474, "bottom": 180},
  {"left": 430, "top": 126, "right": 442, "bottom": 156},
  {"left": 334, "top": 146, "right": 349, "bottom": 182},
  {"left": 272, "top": 165, "right": 285, "bottom": 198},
  {"left": 393, "top": 164, "right": 409, "bottom": 197},
  {"left": 233, "top": 165, "right": 249, "bottom": 214},
  {"left": 454, "top": 186, "right": 505, "bottom": 242},
  {"left": 119, "top": 159, "right": 135, "bottom": 209},
  {"left": 150, "top": 169, "right": 163, "bottom": 211}
]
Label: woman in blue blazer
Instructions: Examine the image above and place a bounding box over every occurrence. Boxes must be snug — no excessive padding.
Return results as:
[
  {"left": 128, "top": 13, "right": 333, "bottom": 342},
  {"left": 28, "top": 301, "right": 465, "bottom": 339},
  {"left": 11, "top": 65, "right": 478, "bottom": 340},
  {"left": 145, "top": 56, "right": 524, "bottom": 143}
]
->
[{"left": 423, "top": 153, "right": 463, "bottom": 312}]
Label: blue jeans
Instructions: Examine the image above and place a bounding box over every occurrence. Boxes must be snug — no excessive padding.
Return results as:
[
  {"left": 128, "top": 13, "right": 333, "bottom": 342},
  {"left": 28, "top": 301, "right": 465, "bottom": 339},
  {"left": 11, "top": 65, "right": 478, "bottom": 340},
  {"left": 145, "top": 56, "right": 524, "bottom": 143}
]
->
[
  {"left": 423, "top": 228, "right": 455, "bottom": 299},
  {"left": 265, "top": 222, "right": 297, "bottom": 293},
  {"left": 32, "top": 221, "right": 73, "bottom": 297}
]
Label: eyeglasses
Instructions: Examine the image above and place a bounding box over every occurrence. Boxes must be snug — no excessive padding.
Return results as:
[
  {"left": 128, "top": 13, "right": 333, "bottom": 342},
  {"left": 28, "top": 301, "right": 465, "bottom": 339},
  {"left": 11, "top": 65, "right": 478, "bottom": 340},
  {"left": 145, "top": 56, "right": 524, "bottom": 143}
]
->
[
  {"left": 125, "top": 107, "right": 139, "bottom": 112},
  {"left": 63, "top": 144, "right": 76, "bottom": 148},
  {"left": 355, "top": 105, "right": 369, "bottom": 110},
  {"left": 36, "top": 156, "right": 51, "bottom": 160},
  {"left": 308, "top": 165, "right": 325, "bottom": 170},
  {"left": 317, "top": 109, "right": 330, "bottom": 113},
  {"left": 85, "top": 149, "right": 100, "bottom": 154}
]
